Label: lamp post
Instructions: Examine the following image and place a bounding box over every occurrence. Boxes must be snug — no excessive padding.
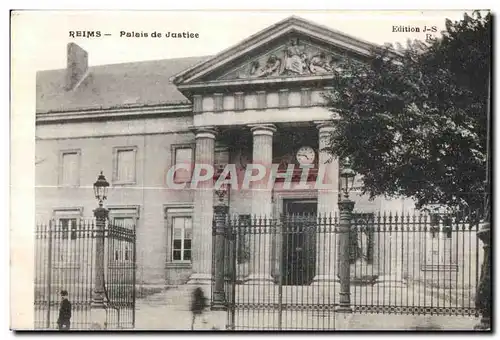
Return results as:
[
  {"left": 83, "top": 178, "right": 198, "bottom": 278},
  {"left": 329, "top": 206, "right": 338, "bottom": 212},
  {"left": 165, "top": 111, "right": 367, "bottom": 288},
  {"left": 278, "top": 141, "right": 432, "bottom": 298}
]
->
[
  {"left": 91, "top": 171, "right": 110, "bottom": 330},
  {"left": 211, "top": 181, "right": 230, "bottom": 310},
  {"left": 337, "top": 158, "right": 355, "bottom": 312}
]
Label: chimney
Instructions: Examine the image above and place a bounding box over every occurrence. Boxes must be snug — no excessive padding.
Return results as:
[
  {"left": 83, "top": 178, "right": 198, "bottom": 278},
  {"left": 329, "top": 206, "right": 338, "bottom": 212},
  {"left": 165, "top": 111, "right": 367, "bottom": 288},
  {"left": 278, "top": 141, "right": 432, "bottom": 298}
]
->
[{"left": 65, "top": 42, "right": 88, "bottom": 91}]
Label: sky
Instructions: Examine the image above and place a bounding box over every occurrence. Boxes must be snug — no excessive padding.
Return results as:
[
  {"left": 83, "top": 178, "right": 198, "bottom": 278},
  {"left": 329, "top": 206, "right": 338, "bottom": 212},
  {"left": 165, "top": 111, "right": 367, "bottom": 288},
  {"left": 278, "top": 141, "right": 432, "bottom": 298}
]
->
[{"left": 12, "top": 10, "right": 471, "bottom": 72}]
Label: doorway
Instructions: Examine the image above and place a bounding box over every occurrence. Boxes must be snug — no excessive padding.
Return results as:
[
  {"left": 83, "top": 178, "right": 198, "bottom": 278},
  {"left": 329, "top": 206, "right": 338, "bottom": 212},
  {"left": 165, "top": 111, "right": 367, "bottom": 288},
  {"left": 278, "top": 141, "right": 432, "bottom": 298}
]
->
[{"left": 282, "top": 199, "right": 317, "bottom": 285}]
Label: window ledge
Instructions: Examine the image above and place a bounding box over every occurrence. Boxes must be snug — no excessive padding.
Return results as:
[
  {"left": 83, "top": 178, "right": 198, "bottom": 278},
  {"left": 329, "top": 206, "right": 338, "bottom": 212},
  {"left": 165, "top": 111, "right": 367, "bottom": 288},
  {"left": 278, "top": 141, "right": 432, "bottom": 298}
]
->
[
  {"left": 112, "top": 181, "right": 137, "bottom": 186},
  {"left": 166, "top": 262, "right": 192, "bottom": 269}
]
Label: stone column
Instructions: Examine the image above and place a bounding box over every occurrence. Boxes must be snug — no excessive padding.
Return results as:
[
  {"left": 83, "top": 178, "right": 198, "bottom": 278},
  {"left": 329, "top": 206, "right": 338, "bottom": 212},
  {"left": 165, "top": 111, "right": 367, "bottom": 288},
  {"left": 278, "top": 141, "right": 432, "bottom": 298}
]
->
[
  {"left": 188, "top": 127, "right": 216, "bottom": 288},
  {"left": 246, "top": 124, "right": 276, "bottom": 284},
  {"left": 313, "top": 121, "right": 340, "bottom": 284}
]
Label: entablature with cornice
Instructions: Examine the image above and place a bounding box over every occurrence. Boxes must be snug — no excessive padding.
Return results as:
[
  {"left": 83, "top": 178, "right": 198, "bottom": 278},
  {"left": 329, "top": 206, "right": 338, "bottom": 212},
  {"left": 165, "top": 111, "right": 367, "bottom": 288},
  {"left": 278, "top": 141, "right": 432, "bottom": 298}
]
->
[{"left": 171, "top": 16, "right": 373, "bottom": 100}]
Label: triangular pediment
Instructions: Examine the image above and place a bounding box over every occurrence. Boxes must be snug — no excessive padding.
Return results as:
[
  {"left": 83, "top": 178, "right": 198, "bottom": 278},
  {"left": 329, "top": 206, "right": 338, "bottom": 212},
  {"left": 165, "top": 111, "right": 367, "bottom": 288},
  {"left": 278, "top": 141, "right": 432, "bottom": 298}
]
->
[
  {"left": 172, "top": 16, "right": 377, "bottom": 87},
  {"left": 219, "top": 36, "right": 346, "bottom": 80}
]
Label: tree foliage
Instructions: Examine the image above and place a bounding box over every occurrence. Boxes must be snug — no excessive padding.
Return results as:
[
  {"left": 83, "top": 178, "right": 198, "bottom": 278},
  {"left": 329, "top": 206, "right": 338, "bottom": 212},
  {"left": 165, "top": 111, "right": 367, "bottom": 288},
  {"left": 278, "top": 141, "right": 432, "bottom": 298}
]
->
[{"left": 325, "top": 11, "right": 491, "bottom": 214}]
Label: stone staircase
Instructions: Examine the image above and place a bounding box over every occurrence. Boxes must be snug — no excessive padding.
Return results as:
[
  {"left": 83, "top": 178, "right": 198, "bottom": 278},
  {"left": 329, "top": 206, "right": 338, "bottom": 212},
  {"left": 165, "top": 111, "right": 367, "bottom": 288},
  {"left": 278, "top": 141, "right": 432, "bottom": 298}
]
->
[
  {"left": 135, "top": 284, "right": 225, "bottom": 330},
  {"left": 137, "top": 284, "right": 198, "bottom": 310}
]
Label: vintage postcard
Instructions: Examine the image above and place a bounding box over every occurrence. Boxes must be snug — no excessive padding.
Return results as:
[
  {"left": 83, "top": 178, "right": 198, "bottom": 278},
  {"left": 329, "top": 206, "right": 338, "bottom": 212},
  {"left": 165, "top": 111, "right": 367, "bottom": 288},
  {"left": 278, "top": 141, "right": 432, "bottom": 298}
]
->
[{"left": 10, "top": 9, "right": 492, "bottom": 331}]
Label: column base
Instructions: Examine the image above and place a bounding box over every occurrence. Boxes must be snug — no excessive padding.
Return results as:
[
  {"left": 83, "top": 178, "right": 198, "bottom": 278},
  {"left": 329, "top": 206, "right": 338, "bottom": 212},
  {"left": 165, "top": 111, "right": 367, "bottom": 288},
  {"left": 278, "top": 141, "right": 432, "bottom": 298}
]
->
[
  {"left": 311, "top": 274, "right": 340, "bottom": 285},
  {"left": 187, "top": 273, "right": 212, "bottom": 298},
  {"left": 375, "top": 273, "right": 406, "bottom": 287},
  {"left": 90, "top": 304, "right": 107, "bottom": 330},
  {"left": 211, "top": 290, "right": 226, "bottom": 311},
  {"left": 350, "top": 263, "right": 379, "bottom": 285},
  {"left": 334, "top": 310, "right": 354, "bottom": 330},
  {"left": 244, "top": 273, "right": 274, "bottom": 285},
  {"left": 187, "top": 273, "right": 212, "bottom": 286}
]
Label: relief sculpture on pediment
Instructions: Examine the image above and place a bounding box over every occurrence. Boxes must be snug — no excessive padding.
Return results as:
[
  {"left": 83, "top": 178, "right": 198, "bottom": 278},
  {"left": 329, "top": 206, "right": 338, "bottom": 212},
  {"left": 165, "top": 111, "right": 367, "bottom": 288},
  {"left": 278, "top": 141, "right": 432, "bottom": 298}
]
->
[{"left": 225, "top": 38, "right": 344, "bottom": 80}]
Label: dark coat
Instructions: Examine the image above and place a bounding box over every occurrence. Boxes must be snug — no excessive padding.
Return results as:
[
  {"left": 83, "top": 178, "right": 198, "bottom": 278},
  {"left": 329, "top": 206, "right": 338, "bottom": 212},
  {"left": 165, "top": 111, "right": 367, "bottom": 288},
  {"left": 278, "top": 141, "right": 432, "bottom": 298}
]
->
[
  {"left": 58, "top": 299, "right": 72, "bottom": 324},
  {"left": 190, "top": 288, "right": 208, "bottom": 315}
]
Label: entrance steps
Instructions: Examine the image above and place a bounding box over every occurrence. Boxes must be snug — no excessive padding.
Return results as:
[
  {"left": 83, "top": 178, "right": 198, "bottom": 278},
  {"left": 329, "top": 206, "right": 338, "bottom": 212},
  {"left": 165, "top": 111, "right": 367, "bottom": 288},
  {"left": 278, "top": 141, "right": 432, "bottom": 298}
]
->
[{"left": 137, "top": 284, "right": 208, "bottom": 311}]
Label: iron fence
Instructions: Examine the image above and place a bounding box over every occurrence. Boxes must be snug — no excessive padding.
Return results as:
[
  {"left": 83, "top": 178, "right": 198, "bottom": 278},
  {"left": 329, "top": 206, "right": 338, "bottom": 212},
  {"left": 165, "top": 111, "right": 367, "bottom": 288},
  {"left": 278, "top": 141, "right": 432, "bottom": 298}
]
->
[
  {"left": 215, "top": 211, "right": 483, "bottom": 330},
  {"left": 34, "top": 218, "right": 136, "bottom": 330}
]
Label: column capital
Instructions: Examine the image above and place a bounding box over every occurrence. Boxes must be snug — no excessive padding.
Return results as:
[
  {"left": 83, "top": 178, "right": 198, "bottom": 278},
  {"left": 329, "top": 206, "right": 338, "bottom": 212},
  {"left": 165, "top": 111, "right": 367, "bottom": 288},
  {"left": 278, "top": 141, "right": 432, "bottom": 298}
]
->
[
  {"left": 314, "top": 120, "right": 336, "bottom": 133},
  {"left": 190, "top": 126, "right": 217, "bottom": 140},
  {"left": 248, "top": 124, "right": 277, "bottom": 136}
]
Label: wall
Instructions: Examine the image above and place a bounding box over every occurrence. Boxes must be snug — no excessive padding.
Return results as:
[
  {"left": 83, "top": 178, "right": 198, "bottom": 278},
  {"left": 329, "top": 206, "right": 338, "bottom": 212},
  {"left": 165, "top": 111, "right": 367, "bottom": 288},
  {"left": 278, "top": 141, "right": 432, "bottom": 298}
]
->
[{"left": 36, "top": 114, "right": 195, "bottom": 286}]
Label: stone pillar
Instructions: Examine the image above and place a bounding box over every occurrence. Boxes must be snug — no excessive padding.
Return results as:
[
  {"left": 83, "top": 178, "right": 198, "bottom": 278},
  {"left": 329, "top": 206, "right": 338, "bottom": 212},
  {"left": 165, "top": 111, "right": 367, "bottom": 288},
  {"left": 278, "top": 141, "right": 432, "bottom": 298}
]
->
[
  {"left": 474, "top": 222, "right": 491, "bottom": 330},
  {"left": 337, "top": 199, "right": 354, "bottom": 312},
  {"left": 313, "top": 121, "right": 339, "bottom": 284},
  {"left": 91, "top": 206, "right": 108, "bottom": 330},
  {"left": 188, "top": 127, "right": 216, "bottom": 289},
  {"left": 246, "top": 124, "right": 276, "bottom": 284},
  {"left": 211, "top": 203, "right": 228, "bottom": 310}
]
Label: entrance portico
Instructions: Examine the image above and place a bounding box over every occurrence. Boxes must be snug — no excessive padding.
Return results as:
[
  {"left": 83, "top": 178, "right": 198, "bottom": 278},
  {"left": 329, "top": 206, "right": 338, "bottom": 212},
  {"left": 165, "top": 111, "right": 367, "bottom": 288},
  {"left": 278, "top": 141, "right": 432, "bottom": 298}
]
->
[
  {"left": 185, "top": 122, "right": 340, "bottom": 285},
  {"left": 170, "top": 16, "right": 376, "bottom": 287}
]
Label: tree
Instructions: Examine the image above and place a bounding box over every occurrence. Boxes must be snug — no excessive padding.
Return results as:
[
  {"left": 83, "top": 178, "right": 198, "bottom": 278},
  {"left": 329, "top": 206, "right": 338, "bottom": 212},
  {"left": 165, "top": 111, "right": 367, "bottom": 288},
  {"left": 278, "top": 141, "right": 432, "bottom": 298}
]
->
[{"left": 325, "top": 11, "right": 491, "bottom": 216}]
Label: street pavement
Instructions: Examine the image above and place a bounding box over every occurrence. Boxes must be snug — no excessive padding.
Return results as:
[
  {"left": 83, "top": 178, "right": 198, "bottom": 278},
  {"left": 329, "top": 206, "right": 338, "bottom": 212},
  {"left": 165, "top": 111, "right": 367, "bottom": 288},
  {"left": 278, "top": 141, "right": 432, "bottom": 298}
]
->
[{"left": 133, "top": 284, "right": 480, "bottom": 331}]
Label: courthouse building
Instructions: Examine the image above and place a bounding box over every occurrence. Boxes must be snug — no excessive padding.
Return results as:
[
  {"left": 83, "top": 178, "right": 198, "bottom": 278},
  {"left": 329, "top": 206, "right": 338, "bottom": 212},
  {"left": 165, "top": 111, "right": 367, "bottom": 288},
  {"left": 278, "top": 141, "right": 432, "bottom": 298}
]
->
[{"left": 36, "top": 16, "right": 416, "bottom": 287}]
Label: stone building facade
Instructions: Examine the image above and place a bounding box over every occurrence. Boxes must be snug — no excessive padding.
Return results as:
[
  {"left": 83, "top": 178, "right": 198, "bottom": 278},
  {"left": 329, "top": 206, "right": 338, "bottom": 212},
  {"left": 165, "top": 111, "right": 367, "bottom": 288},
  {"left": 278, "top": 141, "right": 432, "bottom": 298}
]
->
[{"left": 36, "top": 16, "right": 418, "bottom": 288}]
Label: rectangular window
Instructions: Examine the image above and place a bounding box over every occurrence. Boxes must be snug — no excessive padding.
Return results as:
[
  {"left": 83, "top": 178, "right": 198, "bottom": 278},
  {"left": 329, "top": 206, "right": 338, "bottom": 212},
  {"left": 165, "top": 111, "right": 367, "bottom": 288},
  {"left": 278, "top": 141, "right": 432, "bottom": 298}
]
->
[
  {"left": 171, "top": 216, "right": 192, "bottom": 262},
  {"left": 109, "top": 206, "right": 139, "bottom": 263},
  {"left": 117, "top": 149, "right": 135, "bottom": 182},
  {"left": 52, "top": 208, "right": 82, "bottom": 267},
  {"left": 113, "top": 216, "right": 135, "bottom": 230},
  {"left": 55, "top": 218, "right": 79, "bottom": 265},
  {"left": 113, "top": 147, "right": 137, "bottom": 184},
  {"left": 60, "top": 218, "right": 77, "bottom": 240},
  {"left": 60, "top": 150, "right": 80, "bottom": 186},
  {"left": 173, "top": 146, "right": 193, "bottom": 183}
]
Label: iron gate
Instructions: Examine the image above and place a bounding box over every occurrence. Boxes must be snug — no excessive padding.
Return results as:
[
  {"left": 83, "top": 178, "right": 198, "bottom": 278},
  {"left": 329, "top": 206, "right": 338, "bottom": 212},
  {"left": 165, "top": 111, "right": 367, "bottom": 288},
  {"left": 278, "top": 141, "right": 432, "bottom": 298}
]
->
[
  {"left": 34, "top": 218, "right": 136, "bottom": 330},
  {"left": 216, "top": 211, "right": 483, "bottom": 330},
  {"left": 220, "top": 214, "right": 339, "bottom": 330}
]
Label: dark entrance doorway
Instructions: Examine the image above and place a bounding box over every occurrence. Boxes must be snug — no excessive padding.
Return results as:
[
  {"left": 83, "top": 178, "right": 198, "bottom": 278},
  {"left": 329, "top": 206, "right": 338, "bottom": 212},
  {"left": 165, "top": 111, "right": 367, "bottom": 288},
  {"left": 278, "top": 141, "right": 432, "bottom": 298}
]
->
[{"left": 282, "top": 199, "right": 317, "bottom": 285}]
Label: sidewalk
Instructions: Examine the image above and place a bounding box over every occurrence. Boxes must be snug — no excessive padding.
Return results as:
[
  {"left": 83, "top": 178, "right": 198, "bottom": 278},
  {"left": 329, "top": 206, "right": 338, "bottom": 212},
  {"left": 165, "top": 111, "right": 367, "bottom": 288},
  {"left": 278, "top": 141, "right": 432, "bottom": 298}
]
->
[
  {"left": 133, "top": 286, "right": 480, "bottom": 331},
  {"left": 134, "top": 286, "right": 224, "bottom": 330}
]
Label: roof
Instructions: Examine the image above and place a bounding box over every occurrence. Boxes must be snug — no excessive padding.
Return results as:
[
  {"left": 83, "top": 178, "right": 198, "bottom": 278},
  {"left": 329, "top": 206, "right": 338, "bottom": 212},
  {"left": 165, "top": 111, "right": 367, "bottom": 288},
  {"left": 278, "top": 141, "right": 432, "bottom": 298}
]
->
[
  {"left": 36, "top": 55, "right": 211, "bottom": 113},
  {"left": 172, "top": 15, "right": 379, "bottom": 85},
  {"left": 37, "top": 16, "right": 383, "bottom": 115}
]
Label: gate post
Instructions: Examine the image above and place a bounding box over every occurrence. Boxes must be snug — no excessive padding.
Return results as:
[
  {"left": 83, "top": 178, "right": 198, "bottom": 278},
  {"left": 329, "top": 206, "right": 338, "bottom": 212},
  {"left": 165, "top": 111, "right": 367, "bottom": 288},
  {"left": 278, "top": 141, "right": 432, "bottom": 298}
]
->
[
  {"left": 474, "top": 221, "right": 491, "bottom": 330},
  {"left": 337, "top": 199, "right": 354, "bottom": 312},
  {"left": 212, "top": 203, "right": 228, "bottom": 310},
  {"left": 91, "top": 206, "right": 108, "bottom": 330}
]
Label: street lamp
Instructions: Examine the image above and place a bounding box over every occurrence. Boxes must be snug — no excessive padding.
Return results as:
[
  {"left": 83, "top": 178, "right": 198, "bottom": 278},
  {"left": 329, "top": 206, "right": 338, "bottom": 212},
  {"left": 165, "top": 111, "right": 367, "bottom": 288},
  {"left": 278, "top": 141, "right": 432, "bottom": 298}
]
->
[
  {"left": 91, "top": 171, "right": 110, "bottom": 329},
  {"left": 340, "top": 157, "right": 356, "bottom": 201},
  {"left": 93, "top": 171, "right": 110, "bottom": 207},
  {"left": 337, "top": 157, "right": 355, "bottom": 313}
]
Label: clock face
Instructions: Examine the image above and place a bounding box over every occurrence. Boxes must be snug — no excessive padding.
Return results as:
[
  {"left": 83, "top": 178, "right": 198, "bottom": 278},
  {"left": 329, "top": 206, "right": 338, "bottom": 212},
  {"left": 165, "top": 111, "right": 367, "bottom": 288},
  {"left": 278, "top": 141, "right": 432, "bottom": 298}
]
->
[{"left": 296, "top": 146, "right": 315, "bottom": 165}]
